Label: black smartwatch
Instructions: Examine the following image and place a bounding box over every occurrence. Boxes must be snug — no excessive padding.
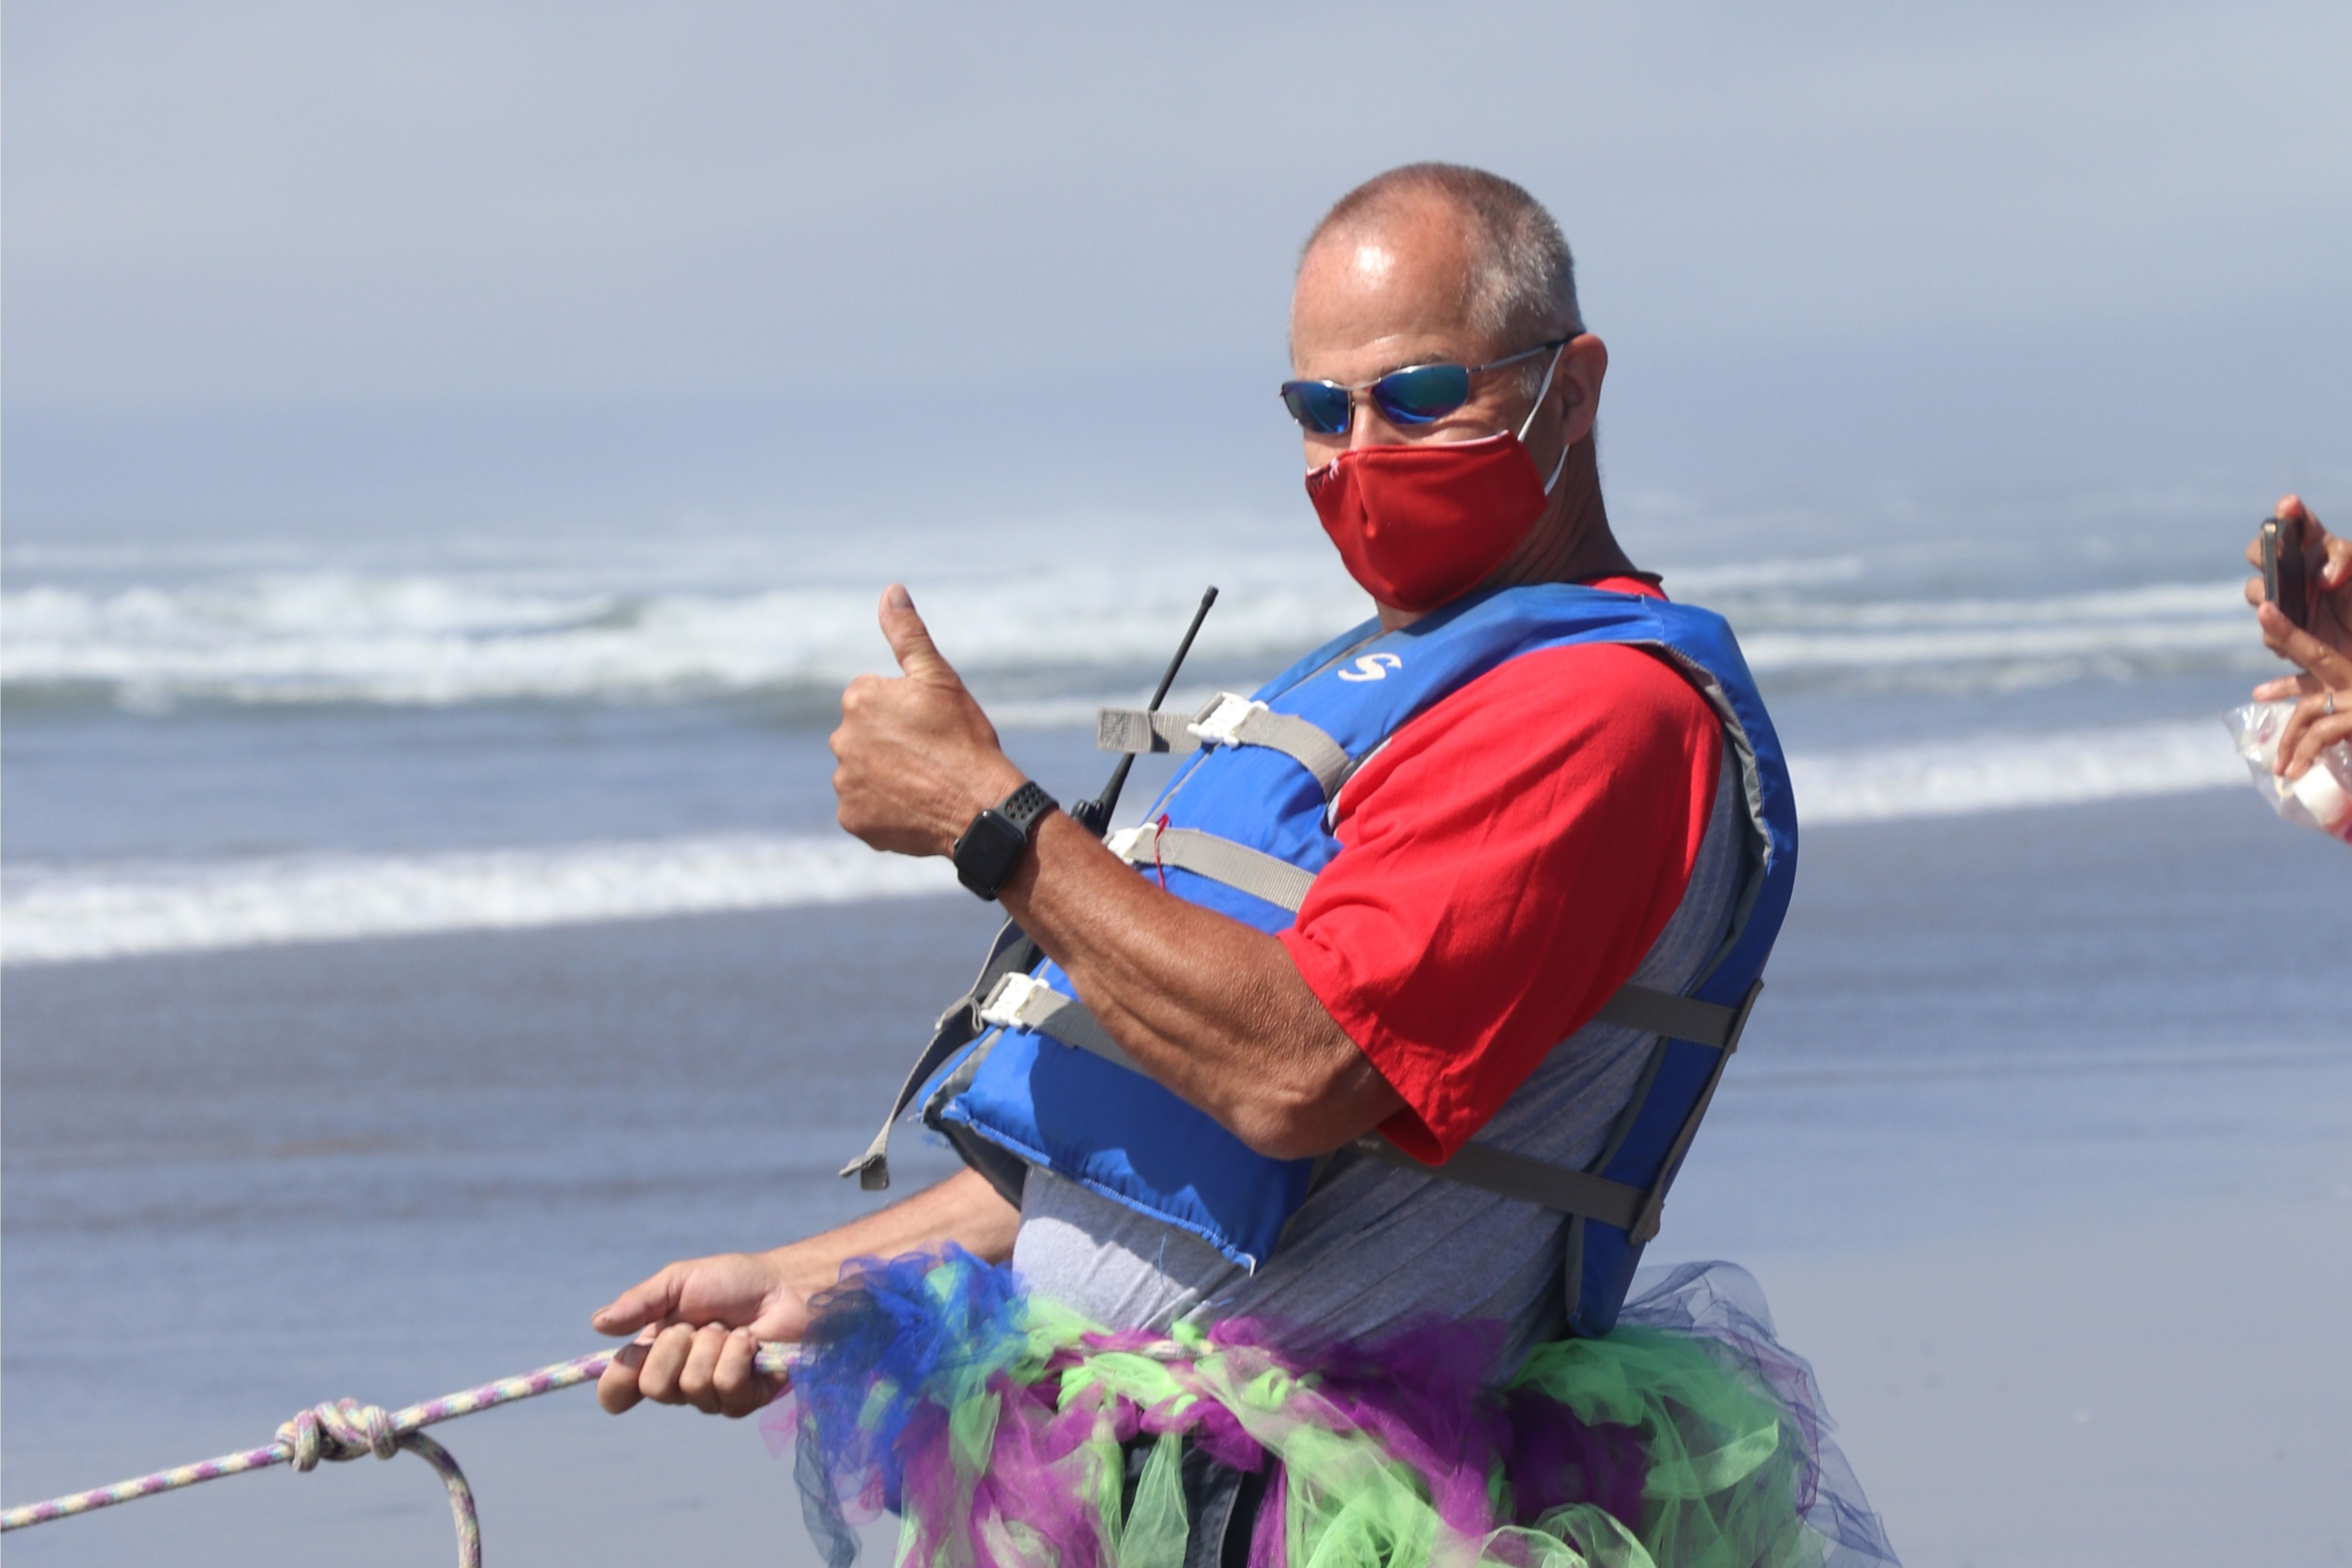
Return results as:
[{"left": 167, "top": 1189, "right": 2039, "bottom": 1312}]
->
[{"left": 952, "top": 780, "right": 1058, "bottom": 901}]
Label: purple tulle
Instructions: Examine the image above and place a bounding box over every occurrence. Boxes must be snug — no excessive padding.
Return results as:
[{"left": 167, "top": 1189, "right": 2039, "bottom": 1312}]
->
[
  {"left": 771, "top": 1250, "right": 1899, "bottom": 1568},
  {"left": 1206, "top": 1313, "right": 1652, "bottom": 1542}
]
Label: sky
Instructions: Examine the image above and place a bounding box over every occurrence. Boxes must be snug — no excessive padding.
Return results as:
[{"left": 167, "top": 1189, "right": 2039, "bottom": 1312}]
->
[{"left": 5, "top": 1, "right": 2349, "bottom": 538}]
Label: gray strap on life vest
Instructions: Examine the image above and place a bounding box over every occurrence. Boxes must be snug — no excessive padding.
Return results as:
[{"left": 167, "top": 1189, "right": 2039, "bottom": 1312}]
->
[
  {"left": 1098, "top": 693, "right": 1353, "bottom": 802},
  {"left": 1622, "top": 977, "right": 1764, "bottom": 1242},
  {"left": 974, "top": 972, "right": 1143, "bottom": 1073},
  {"left": 1345, "top": 973, "right": 1769, "bottom": 1241},
  {"left": 1338, "top": 976, "right": 1766, "bottom": 1242},
  {"left": 1108, "top": 823, "right": 1315, "bottom": 913},
  {"left": 952, "top": 959, "right": 1761, "bottom": 1243},
  {"left": 841, "top": 918, "right": 1039, "bottom": 1192},
  {"left": 1590, "top": 984, "right": 1747, "bottom": 1050},
  {"left": 1097, "top": 709, "right": 1199, "bottom": 754},
  {"left": 1345, "top": 1136, "right": 1649, "bottom": 1233},
  {"left": 1096, "top": 826, "right": 1742, "bottom": 1046}
]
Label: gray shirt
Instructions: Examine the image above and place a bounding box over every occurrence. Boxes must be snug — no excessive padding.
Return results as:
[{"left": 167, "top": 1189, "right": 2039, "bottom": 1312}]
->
[{"left": 1011, "top": 752, "right": 1744, "bottom": 1361}]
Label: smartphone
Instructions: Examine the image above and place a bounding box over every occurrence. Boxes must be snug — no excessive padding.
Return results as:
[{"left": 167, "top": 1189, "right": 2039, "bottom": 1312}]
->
[{"left": 2262, "top": 516, "right": 2311, "bottom": 628}]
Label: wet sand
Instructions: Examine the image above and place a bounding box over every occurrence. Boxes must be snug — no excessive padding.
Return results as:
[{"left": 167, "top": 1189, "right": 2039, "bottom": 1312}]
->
[{"left": 5, "top": 788, "right": 2347, "bottom": 1566}]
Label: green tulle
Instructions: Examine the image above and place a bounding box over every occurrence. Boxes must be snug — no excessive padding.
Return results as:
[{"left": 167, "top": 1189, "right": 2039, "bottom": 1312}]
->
[
  {"left": 781, "top": 1246, "right": 1891, "bottom": 1568},
  {"left": 1509, "top": 1327, "right": 1826, "bottom": 1568},
  {"left": 1221, "top": 1327, "right": 1828, "bottom": 1568}
]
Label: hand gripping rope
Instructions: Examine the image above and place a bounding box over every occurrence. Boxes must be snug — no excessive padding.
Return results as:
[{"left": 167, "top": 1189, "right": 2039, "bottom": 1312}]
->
[{"left": 0, "top": 1342, "right": 802, "bottom": 1566}]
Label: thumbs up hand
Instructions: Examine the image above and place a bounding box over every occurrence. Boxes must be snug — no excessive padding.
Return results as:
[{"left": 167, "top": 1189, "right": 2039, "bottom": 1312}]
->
[{"left": 831, "top": 585, "right": 1028, "bottom": 857}]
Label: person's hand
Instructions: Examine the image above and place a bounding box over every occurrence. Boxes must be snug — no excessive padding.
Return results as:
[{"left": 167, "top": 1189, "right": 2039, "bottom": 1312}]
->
[
  {"left": 2243, "top": 494, "right": 2352, "bottom": 664},
  {"left": 2241, "top": 497, "right": 2352, "bottom": 783},
  {"left": 592, "top": 1251, "right": 811, "bottom": 1418},
  {"left": 831, "top": 585, "right": 1027, "bottom": 857},
  {"left": 2253, "top": 603, "right": 2352, "bottom": 781}
]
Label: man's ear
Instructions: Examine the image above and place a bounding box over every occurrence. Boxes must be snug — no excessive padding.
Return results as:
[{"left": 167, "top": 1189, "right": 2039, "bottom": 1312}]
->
[{"left": 1558, "top": 335, "right": 1607, "bottom": 449}]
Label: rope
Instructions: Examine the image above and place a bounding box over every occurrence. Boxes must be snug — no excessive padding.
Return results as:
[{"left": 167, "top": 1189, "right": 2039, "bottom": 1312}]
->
[{"left": 0, "top": 1342, "right": 800, "bottom": 1565}]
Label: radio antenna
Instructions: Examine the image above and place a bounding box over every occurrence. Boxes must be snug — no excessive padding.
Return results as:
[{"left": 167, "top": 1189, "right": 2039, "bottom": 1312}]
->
[{"left": 1070, "top": 586, "right": 1217, "bottom": 836}]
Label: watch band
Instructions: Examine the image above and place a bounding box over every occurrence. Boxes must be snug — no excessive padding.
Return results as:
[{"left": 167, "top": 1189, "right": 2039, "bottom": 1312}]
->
[
  {"left": 994, "top": 780, "right": 1056, "bottom": 838},
  {"left": 951, "top": 780, "right": 1059, "bottom": 901}
]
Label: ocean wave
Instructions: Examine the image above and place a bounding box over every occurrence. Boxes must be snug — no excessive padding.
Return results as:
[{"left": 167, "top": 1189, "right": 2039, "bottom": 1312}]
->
[
  {"left": 0, "top": 549, "right": 2269, "bottom": 712},
  {"left": 1792, "top": 718, "right": 2245, "bottom": 823},
  {"left": 1737, "top": 580, "right": 2267, "bottom": 691},
  {"left": 2, "top": 720, "right": 2254, "bottom": 965},
  {"left": 0, "top": 835, "right": 958, "bottom": 966},
  {"left": 0, "top": 565, "right": 1357, "bottom": 710}
]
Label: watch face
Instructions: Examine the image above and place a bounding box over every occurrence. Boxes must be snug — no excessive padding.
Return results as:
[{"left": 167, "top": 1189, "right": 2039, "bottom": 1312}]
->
[{"left": 954, "top": 810, "right": 1028, "bottom": 896}]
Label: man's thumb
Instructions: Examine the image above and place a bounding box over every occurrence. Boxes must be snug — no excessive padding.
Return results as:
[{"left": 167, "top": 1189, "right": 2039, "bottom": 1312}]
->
[
  {"left": 880, "top": 584, "right": 958, "bottom": 683},
  {"left": 592, "top": 1271, "right": 681, "bottom": 1336}
]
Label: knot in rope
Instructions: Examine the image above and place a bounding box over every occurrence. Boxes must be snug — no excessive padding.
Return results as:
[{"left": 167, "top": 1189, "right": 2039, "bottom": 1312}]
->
[
  {"left": 276, "top": 1398, "right": 402, "bottom": 1471},
  {"left": 271, "top": 1398, "right": 480, "bottom": 1566},
  {"left": 3, "top": 1347, "right": 775, "bottom": 1565}
]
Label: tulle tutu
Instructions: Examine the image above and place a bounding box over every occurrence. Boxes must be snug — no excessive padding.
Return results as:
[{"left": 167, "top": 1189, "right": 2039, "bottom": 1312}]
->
[{"left": 768, "top": 1248, "right": 1898, "bottom": 1568}]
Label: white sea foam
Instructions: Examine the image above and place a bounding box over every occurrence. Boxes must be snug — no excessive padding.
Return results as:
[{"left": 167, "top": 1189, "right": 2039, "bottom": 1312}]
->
[
  {"left": 0, "top": 537, "right": 2269, "bottom": 709},
  {"left": 1738, "top": 580, "right": 2262, "bottom": 690},
  {"left": 1792, "top": 718, "right": 2245, "bottom": 824},
  {"left": 0, "top": 565, "right": 1363, "bottom": 708},
  {"left": 0, "top": 835, "right": 957, "bottom": 966},
  {"left": 0, "top": 523, "right": 1367, "bottom": 710},
  {"left": 3, "top": 720, "right": 2253, "bottom": 965}
]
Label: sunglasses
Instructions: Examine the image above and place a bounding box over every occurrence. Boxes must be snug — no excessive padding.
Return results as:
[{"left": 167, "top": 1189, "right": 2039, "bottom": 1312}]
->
[{"left": 1279, "top": 339, "right": 1568, "bottom": 436}]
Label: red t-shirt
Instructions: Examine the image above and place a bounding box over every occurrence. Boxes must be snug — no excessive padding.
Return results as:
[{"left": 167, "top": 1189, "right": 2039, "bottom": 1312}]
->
[{"left": 1276, "top": 578, "right": 1725, "bottom": 1164}]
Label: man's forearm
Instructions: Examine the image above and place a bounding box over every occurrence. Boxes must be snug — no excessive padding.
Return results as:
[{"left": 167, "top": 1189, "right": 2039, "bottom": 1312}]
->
[
  {"left": 826, "top": 586, "right": 1399, "bottom": 1161},
  {"left": 768, "top": 1168, "right": 1019, "bottom": 1298},
  {"left": 998, "top": 811, "right": 1401, "bottom": 1158}
]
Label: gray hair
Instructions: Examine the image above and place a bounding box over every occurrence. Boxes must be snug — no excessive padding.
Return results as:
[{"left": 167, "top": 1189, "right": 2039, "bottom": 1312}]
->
[{"left": 1303, "top": 164, "right": 1583, "bottom": 376}]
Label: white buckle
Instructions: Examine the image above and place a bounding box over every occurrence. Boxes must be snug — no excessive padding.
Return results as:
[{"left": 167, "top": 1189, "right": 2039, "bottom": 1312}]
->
[
  {"left": 977, "top": 971, "right": 1053, "bottom": 1030},
  {"left": 1106, "top": 824, "right": 1158, "bottom": 861},
  {"left": 1186, "top": 692, "right": 1265, "bottom": 748}
]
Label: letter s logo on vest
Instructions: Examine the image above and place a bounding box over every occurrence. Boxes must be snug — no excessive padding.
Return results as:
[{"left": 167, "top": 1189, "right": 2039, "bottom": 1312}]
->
[{"left": 1336, "top": 652, "right": 1404, "bottom": 683}]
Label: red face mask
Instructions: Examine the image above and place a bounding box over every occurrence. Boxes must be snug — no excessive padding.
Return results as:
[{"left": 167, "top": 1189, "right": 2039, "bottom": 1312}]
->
[{"left": 1306, "top": 431, "right": 1562, "bottom": 614}]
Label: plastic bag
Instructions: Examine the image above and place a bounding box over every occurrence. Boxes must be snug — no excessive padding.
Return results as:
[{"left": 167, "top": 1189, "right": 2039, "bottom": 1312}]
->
[{"left": 2224, "top": 701, "right": 2352, "bottom": 845}]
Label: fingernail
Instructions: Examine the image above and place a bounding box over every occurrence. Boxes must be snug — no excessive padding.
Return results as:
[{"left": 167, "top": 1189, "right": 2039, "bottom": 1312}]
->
[{"left": 886, "top": 584, "right": 912, "bottom": 610}]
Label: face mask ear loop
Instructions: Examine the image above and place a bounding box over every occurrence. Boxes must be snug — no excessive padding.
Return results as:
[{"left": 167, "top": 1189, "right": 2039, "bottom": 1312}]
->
[
  {"left": 1516, "top": 340, "right": 1573, "bottom": 495},
  {"left": 1513, "top": 342, "right": 1569, "bottom": 444},
  {"left": 1539, "top": 438, "right": 1572, "bottom": 495}
]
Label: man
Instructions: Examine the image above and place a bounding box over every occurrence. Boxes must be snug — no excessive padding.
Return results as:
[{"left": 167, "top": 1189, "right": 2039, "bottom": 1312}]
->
[{"left": 594, "top": 165, "right": 1884, "bottom": 1568}]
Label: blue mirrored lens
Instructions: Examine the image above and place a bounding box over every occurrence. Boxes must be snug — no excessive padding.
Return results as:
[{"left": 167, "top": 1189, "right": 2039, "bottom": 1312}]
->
[
  {"left": 1280, "top": 381, "right": 1353, "bottom": 435},
  {"left": 1369, "top": 363, "right": 1471, "bottom": 424}
]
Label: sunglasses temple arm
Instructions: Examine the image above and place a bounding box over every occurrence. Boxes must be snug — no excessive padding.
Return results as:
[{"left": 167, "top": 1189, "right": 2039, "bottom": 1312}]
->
[{"left": 1068, "top": 586, "right": 1219, "bottom": 837}]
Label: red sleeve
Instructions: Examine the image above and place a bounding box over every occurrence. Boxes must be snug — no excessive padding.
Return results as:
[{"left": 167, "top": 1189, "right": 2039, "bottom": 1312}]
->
[{"left": 1276, "top": 621, "right": 1723, "bottom": 1162}]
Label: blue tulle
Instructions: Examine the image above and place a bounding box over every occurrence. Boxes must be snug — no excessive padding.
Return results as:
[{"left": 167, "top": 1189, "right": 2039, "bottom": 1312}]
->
[
  {"left": 774, "top": 1251, "right": 1901, "bottom": 1568},
  {"left": 782, "top": 1245, "right": 1029, "bottom": 1568}
]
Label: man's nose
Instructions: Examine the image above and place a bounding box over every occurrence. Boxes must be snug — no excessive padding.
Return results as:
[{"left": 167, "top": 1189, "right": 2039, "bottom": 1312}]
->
[{"left": 1348, "top": 397, "right": 1412, "bottom": 451}]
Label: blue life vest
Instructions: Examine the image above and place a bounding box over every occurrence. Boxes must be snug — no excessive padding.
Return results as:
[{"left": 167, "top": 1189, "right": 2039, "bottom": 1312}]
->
[{"left": 864, "top": 582, "right": 1797, "bottom": 1337}]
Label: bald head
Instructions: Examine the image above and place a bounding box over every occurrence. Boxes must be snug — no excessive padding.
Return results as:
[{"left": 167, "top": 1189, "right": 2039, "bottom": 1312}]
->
[
  {"left": 1301, "top": 164, "right": 1581, "bottom": 356},
  {"left": 1284, "top": 164, "right": 1622, "bottom": 614}
]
